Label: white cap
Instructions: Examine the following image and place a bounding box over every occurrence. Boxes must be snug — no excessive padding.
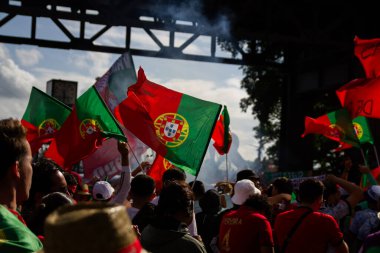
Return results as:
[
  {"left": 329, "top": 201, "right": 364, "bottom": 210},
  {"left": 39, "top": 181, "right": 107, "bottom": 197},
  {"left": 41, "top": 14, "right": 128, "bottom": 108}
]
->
[
  {"left": 92, "top": 181, "right": 115, "bottom": 201},
  {"left": 231, "top": 179, "right": 261, "bottom": 205},
  {"left": 367, "top": 185, "right": 380, "bottom": 202}
]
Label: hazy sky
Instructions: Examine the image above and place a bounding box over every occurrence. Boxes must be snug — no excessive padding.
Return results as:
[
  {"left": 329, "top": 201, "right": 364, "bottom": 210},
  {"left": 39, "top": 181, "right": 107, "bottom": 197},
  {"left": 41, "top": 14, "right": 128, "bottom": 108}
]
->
[{"left": 0, "top": 15, "right": 260, "bottom": 163}]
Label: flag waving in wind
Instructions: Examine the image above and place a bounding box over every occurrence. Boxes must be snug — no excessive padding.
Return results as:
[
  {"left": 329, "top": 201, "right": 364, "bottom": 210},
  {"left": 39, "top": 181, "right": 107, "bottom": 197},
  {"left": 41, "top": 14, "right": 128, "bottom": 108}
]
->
[
  {"left": 21, "top": 87, "right": 72, "bottom": 155},
  {"left": 45, "top": 86, "right": 126, "bottom": 169},
  {"left": 114, "top": 67, "right": 222, "bottom": 176},
  {"left": 212, "top": 106, "right": 232, "bottom": 155},
  {"left": 301, "top": 109, "right": 360, "bottom": 148},
  {"left": 354, "top": 36, "right": 380, "bottom": 78}
]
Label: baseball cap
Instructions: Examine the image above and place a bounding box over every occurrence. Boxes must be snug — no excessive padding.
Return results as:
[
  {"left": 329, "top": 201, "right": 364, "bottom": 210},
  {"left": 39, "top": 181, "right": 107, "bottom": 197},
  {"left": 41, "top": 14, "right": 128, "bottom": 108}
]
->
[
  {"left": 231, "top": 179, "right": 261, "bottom": 205},
  {"left": 92, "top": 181, "right": 115, "bottom": 201},
  {"left": 367, "top": 185, "right": 380, "bottom": 202}
]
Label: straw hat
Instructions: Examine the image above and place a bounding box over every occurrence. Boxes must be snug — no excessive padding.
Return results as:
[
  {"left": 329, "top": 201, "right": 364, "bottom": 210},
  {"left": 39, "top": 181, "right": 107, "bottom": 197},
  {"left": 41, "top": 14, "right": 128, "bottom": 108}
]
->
[{"left": 41, "top": 203, "right": 146, "bottom": 253}]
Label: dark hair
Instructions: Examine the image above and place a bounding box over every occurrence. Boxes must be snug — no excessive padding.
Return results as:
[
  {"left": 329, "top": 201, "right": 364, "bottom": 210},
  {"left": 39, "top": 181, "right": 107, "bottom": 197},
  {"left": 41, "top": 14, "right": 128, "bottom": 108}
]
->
[
  {"left": 130, "top": 174, "right": 155, "bottom": 198},
  {"left": 323, "top": 180, "right": 338, "bottom": 200},
  {"left": 199, "top": 189, "right": 221, "bottom": 214},
  {"left": 272, "top": 177, "right": 293, "bottom": 194},
  {"left": 162, "top": 167, "right": 186, "bottom": 183},
  {"left": 29, "top": 192, "right": 73, "bottom": 236},
  {"left": 243, "top": 194, "right": 272, "bottom": 218},
  {"left": 0, "top": 118, "right": 27, "bottom": 179},
  {"left": 156, "top": 181, "right": 194, "bottom": 218},
  {"left": 31, "top": 157, "right": 63, "bottom": 195},
  {"left": 299, "top": 179, "right": 324, "bottom": 204},
  {"left": 189, "top": 180, "right": 205, "bottom": 199}
]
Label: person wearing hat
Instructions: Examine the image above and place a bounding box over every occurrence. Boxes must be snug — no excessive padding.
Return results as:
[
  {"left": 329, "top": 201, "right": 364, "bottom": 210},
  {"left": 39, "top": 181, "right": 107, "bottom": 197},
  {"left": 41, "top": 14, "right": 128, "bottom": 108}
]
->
[
  {"left": 218, "top": 179, "right": 274, "bottom": 253},
  {"left": 74, "top": 183, "right": 92, "bottom": 202},
  {"left": 348, "top": 185, "right": 380, "bottom": 251},
  {"left": 40, "top": 203, "right": 148, "bottom": 253},
  {"left": 0, "top": 118, "right": 43, "bottom": 252}
]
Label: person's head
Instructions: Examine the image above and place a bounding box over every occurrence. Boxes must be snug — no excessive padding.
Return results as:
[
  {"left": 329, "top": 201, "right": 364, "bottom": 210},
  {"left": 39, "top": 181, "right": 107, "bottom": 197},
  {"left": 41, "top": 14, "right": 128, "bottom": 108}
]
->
[
  {"left": 31, "top": 158, "right": 69, "bottom": 197},
  {"left": 92, "top": 181, "right": 115, "bottom": 201},
  {"left": 0, "top": 118, "right": 32, "bottom": 203},
  {"left": 243, "top": 194, "right": 271, "bottom": 217},
  {"left": 199, "top": 189, "right": 221, "bottom": 214},
  {"left": 323, "top": 180, "right": 341, "bottom": 206},
  {"left": 231, "top": 179, "right": 261, "bottom": 206},
  {"left": 162, "top": 167, "right": 186, "bottom": 184},
  {"left": 29, "top": 192, "right": 74, "bottom": 236},
  {"left": 63, "top": 172, "right": 78, "bottom": 196},
  {"left": 156, "top": 181, "right": 194, "bottom": 225},
  {"left": 236, "top": 169, "right": 262, "bottom": 191},
  {"left": 365, "top": 185, "right": 380, "bottom": 210},
  {"left": 215, "top": 181, "right": 233, "bottom": 194},
  {"left": 43, "top": 203, "right": 146, "bottom": 253},
  {"left": 189, "top": 180, "right": 205, "bottom": 200},
  {"left": 272, "top": 177, "right": 293, "bottom": 195},
  {"left": 130, "top": 174, "right": 156, "bottom": 201},
  {"left": 74, "top": 183, "right": 92, "bottom": 202},
  {"left": 298, "top": 179, "right": 324, "bottom": 209}
]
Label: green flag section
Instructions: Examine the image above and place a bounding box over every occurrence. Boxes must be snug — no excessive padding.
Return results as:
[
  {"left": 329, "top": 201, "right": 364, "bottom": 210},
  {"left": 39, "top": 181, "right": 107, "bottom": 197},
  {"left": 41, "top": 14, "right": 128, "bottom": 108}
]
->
[
  {"left": 302, "top": 109, "right": 360, "bottom": 148},
  {"left": 352, "top": 116, "right": 374, "bottom": 144},
  {"left": 45, "top": 86, "right": 126, "bottom": 169},
  {"left": 212, "top": 106, "right": 232, "bottom": 155},
  {"left": 114, "top": 67, "right": 222, "bottom": 176},
  {"left": 0, "top": 205, "right": 43, "bottom": 253},
  {"left": 21, "top": 87, "right": 72, "bottom": 154}
]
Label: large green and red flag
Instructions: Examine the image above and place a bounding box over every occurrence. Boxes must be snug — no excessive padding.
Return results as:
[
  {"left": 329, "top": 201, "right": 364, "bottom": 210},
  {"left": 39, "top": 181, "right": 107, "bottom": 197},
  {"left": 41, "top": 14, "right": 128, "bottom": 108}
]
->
[
  {"left": 354, "top": 36, "right": 380, "bottom": 78},
  {"left": 21, "top": 87, "right": 72, "bottom": 154},
  {"left": 114, "top": 67, "right": 222, "bottom": 176},
  {"left": 45, "top": 86, "right": 126, "bottom": 169},
  {"left": 212, "top": 106, "right": 232, "bottom": 155},
  {"left": 301, "top": 109, "right": 360, "bottom": 148},
  {"left": 336, "top": 77, "right": 380, "bottom": 119}
]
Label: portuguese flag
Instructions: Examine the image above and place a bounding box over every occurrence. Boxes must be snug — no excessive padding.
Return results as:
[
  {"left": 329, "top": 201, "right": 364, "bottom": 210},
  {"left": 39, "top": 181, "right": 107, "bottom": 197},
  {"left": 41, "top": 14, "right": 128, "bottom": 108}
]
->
[
  {"left": 21, "top": 87, "right": 72, "bottom": 155},
  {"left": 301, "top": 109, "right": 360, "bottom": 148},
  {"left": 114, "top": 67, "right": 222, "bottom": 176},
  {"left": 45, "top": 86, "right": 126, "bottom": 169},
  {"left": 147, "top": 154, "right": 175, "bottom": 193},
  {"left": 0, "top": 205, "right": 43, "bottom": 253},
  {"left": 212, "top": 106, "right": 232, "bottom": 155}
]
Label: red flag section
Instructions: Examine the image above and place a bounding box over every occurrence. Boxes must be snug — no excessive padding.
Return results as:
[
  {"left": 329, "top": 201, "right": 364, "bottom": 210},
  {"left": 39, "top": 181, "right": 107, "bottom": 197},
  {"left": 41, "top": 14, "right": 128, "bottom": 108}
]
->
[
  {"left": 301, "top": 116, "right": 341, "bottom": 142},
  {"left": 212, "top": 106, "right": 232, "bottom": 155},
  {"left": 147, "top": 154, "right": 174, "bottom": 193},
  {"left": 336, "top": 78, "right": 380, "bottom": 119},
  {"left": 354, "top": 36, "right": 380, "bottom": 78}
]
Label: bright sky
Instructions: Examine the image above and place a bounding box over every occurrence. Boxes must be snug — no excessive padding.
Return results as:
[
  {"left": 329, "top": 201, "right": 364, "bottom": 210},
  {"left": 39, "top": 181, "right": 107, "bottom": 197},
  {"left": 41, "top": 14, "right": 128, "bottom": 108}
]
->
[{"left": 0, "top": 15, "right": 260, "bottom": 170}]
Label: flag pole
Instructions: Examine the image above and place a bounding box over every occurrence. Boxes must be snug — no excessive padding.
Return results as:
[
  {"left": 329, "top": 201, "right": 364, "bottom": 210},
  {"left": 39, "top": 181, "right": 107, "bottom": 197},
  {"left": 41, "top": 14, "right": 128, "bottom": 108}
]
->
[
  {"left": 373, "top": 144, "right": 380, "bottom": 168},
  {"left": 225, "top": 154, "right": 229, "bottom": 182},
  {"left": 125, "top": 142, "right": 145, "bottom": 175}
]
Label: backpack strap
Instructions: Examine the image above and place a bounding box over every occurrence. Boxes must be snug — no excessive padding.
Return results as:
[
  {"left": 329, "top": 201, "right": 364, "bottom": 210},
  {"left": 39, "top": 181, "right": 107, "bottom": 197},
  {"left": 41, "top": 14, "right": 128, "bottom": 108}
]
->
[{"left": 280, "top": 207, "right": 313, "bottom": 253}]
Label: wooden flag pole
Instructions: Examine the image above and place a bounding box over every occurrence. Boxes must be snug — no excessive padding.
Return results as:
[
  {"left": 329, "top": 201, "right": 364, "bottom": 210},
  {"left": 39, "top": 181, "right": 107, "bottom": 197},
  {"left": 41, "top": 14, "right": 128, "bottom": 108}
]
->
[{"left": 126, "top": 141, "right": 145, "bottom": 174}]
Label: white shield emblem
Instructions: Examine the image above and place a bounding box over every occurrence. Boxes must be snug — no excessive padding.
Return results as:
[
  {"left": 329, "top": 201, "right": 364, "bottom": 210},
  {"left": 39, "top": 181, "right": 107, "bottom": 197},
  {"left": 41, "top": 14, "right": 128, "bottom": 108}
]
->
[{"left": 164, "top": 122, "right": 179, "bottom": 138}]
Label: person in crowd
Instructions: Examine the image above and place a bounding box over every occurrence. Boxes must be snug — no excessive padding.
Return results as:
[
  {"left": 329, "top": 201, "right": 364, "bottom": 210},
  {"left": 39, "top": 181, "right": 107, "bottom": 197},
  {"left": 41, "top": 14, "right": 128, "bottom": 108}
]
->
[
  {"left": 140, "top": 181, "right": 207, "bottom": 253},
  {"left": 218, "top": 191, "right": 274, "bottom": 253},
  {"left": 73, "top": 183, "right": 92, "bottom": 202},
  {"left": 236, "top": 169, "right": 263, "bottom": 191},
  {"left": 338, "top": 154, "right": 362, "bottom": 185},
  {"left": 0, "top": 118, "right": 43, "bottom": 252},
  {"left": 274, "top": 179, "right": 348, "bottom": 253},
  {"left": 196, "top": 189, "right": 222, "bottom": 253},
  {"left": 359, "top": 229, "right": 380, "bottom": 253},
  {"left": 22, "top": 157, "right": 72, "bottom": 224},
  {"left": 348, "top": 185, "right": 380, "bottom": 252},
  {"left": 42, "top": 203, "right": 147, "bottom": 253},
  {"left": 28, "top": 191, "right": 74, "bottom": 238},
  {"left": 321, "top": 174, "right": 363, "bottom": 222},
  {"left": 63, "top": 171, "right": 79, "bottom": 196},
  {"left": 189, "top": 180, "right": 206, "bottom": 214},
  {"left": 215, "top": 181, "right": 233, "bottom": 210},
  {"left": 92, "top": 180, "right": 115, "bottom": 201},
  {"left": 269, "top": 177, "right": 294, "bottom": 225},
  {"left": 128, "top": 174, "right": 156, "bottom": 233}
]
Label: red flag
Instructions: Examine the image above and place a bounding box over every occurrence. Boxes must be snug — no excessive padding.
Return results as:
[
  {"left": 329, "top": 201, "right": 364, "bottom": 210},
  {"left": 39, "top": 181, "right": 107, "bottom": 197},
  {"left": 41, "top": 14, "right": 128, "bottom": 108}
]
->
[
  {"left": 147, "top": 154, "right": 174, "bottom": 192},
  {"left": 354, "top": 36, "right": 380, "bottom": 78},
  {"left": 212, "top": 106, "right": 232, "bottom": 155},
  {"left": 336, "top": 78, "right": 380, "bottom": 118}
]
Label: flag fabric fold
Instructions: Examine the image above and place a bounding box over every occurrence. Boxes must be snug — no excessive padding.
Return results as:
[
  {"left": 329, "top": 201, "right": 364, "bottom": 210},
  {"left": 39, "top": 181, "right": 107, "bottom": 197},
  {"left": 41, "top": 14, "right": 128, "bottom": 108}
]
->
[
  {"left": 45, "top": 86, "right": 126, "bottom": 169},
  {"left": 114, "top": 67, "right": 222, "bottom": 176},
  {"left": 21, "top": 87, "right": 72, "bottom": 154},
  {"left": 212, "top": 106, "right": 232, "bottom": 155},
  {"left": 354, "top": 36, "right": 380, "bottom": 78},
  {"left": 147, "top": 154, "right": 174, "bottom": 192},
  {"left": 336, "top": 77, "right": 380, "bottom": 119}
]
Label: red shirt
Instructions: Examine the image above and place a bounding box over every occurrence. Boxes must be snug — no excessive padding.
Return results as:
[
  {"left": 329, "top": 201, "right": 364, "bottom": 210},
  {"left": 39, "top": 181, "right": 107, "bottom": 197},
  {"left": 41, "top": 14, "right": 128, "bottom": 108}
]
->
[
  {"left": 218, "top": 206, "right": 274, "bottom": 253},
  {"left": 274, "top": 207, "right": 344, "bottom": 253}
]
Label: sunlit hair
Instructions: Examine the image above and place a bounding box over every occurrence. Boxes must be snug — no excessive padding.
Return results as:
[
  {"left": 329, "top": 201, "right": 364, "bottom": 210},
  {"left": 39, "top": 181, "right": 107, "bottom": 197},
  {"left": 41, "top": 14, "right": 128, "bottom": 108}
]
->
[{"left": 0, "top": 118, "right": 27, "bottom": 178}]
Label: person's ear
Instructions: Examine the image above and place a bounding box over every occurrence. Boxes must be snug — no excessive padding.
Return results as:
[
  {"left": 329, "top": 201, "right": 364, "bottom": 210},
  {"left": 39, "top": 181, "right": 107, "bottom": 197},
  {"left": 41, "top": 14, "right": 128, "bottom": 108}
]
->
[{"left": 11, "top": 161, "right": 21, "bottom": 179}]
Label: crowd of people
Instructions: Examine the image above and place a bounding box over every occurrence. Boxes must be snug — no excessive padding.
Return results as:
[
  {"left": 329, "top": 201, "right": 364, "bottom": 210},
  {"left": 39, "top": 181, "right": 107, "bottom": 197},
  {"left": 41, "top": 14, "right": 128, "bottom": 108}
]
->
[{"left": 1, "top": 117, "right": 380, "bottom": 253}]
